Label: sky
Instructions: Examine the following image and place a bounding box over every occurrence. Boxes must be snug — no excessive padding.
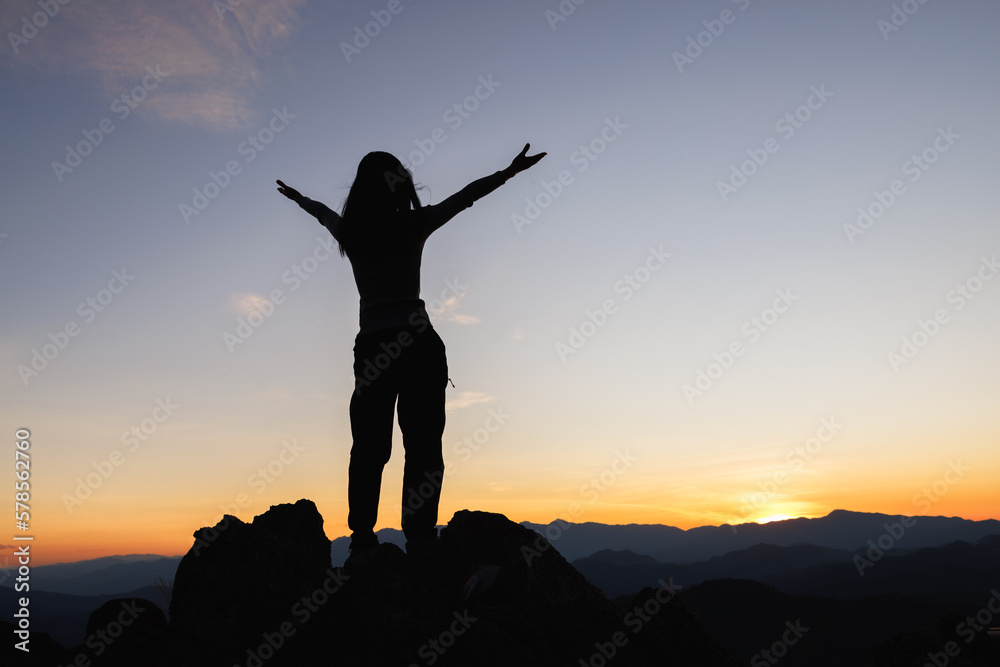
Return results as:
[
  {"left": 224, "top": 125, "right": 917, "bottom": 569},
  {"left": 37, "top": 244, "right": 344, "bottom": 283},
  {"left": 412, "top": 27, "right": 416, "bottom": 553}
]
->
[{"left": 1, "top": 0, "right": 998, "bottom": 566}]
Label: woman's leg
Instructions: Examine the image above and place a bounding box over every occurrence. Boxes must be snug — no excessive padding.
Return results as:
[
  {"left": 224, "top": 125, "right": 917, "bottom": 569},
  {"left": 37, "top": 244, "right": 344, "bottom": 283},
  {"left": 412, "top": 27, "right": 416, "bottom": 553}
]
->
[
  {"left": 396, "top": 328, "right": 448, "bottom": 541},
  {"left": 347, "top": 333, "right": 399, "bottom": 545}
]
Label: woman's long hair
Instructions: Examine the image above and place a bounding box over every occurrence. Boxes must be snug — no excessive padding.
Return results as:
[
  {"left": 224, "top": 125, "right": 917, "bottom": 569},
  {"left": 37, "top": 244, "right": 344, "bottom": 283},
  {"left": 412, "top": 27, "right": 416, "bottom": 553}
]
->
[{"left": 338, "top": 152, "right": 422, "bottom": 257}]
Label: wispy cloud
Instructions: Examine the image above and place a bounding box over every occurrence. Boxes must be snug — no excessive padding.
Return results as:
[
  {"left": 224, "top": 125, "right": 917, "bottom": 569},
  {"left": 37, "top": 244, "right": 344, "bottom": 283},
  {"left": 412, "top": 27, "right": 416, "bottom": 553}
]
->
[
  {"left": 231, "top": 291, "right": 272, "bottom": 316},
  {"left": 445, "top": 390, "right": 494, "bottom": 414},
  {"left": 449, "top": 312, "right": 481, "bottom": 325},
  {"left": 1, "top": 0, "right": 306, "bottom": 130},
  {"left": 253, "top": 385, "right": 338, "bottom": 403},
  {"left": 427, "top": 288, "right": 480, "bottom": 325}
]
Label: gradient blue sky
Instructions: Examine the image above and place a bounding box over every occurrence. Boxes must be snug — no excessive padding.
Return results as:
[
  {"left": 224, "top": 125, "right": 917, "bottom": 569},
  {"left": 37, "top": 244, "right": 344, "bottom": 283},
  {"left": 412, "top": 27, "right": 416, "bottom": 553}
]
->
[{"left": 2, "top": 0, "right": 998, "bottom": 564}]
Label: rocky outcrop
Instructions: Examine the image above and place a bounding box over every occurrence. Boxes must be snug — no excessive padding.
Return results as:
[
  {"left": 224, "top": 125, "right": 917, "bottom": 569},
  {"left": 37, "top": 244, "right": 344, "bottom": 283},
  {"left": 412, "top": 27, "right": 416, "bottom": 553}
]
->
[
  {"left": 166, "top": 498, "right": 334, "bottom": 665},
  {"left": 23, "top": 499, "right": 738, "bottom": 666}
]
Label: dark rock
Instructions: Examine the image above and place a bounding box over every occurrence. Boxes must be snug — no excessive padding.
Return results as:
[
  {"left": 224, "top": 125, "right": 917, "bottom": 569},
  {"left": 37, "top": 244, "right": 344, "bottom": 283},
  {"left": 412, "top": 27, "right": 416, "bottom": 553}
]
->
[
  {"left": 1, "top": 621, "right": 67, "bottom": 667},
  {"left": 168, "top": 498, "right": 333, "bottom": 665},
  {"left": 32, "top": 499, "right": 736, "bottom": 666},
  {"left": 85, "top": 596, "right": 167, "bottom": 637},
  {"left": 79, "top": 597, "right": 168, "bottom": 666},
  {"left": 871, "top": 611, "right": 1000, "bottom": 667}
]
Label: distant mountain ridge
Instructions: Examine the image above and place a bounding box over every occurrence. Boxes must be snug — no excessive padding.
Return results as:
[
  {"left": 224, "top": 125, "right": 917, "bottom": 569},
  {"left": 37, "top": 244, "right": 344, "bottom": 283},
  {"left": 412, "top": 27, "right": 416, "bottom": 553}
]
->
[
  {"left": 1, "top": 501, "right": 740, "bottom": 666},
  {"left": 3, "top": 506, "right": 999, "bottom": 664},
  {"left": 574, "top": 535, "right": 1000, "bottom": 604},
  {"left": 7, "top": 509, "right": 998, "bottom": 596},
  {"left": 0, "top": 555, "right": 180, "bottom": 596},
  {"left": 575, "top": 542, "right": 854, "bottom": 598},
  {"left": 519, "top": 509, "right": 1000, "bottom": 562}
]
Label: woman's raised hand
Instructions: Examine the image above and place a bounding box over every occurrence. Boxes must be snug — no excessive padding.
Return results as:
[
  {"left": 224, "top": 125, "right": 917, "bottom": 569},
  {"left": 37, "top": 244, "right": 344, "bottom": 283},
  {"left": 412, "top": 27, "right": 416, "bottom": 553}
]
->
[
  {"left": 276, "top": 179, "right": 303, "bottom": 203},
  {"left": 506, "top": 143, "right": 546, "bottom": 177}
]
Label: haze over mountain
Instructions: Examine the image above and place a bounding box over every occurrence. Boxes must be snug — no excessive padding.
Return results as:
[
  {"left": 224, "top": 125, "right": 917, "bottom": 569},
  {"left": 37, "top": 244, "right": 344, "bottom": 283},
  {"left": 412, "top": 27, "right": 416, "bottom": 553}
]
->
[
  {"left": 4, "top": 501, "right": 741, "bottom": 666},
  {"left": 518, "top": 509, "right": 1000, "bottom": 563},
  {"left": 0, "top": 555, "right": 180, "bottom": 597},
  {"left": 4, "top": 506, "right": 999, "bottom": 666},
  {"left": 574, "top": 535, "right": 1000, "bottom": 603},
  {"left": 7, "top": 509, "right": 998, "bottom": 597}
]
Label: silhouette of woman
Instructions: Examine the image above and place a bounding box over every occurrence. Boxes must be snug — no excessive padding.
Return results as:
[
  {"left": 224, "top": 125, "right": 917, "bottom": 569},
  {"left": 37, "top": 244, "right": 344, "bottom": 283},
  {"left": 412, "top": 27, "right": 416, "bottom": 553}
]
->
[{"left": 276, "top": 144, "right": 545, "bottom": 560}]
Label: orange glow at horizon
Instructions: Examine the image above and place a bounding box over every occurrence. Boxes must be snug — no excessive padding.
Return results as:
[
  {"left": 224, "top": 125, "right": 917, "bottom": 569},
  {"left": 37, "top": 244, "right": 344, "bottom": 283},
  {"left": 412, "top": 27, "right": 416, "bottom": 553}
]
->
[
  {"left": 21, "top": 435, "right": 1000, "bottom": 566},
  {"left": 20, "top": 493, "right": 1000, "bottom": 567}
]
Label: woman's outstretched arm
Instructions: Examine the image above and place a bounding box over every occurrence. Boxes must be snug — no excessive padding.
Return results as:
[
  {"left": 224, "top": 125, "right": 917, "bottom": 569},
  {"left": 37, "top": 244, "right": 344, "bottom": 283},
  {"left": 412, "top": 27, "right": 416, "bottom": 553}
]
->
[
  {"left": 422, "top": 143, "right": 545, "bottom": 237},
  {"left": 276, "top": 179, "right": 341, "bottom": 237}
]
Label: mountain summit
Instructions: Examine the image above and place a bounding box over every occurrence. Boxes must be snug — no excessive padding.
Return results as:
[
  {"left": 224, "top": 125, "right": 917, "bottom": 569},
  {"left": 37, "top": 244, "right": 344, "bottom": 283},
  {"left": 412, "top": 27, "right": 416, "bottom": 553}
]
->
[{"left": 27, "top": 499, "right": 736, "bottom": 666}]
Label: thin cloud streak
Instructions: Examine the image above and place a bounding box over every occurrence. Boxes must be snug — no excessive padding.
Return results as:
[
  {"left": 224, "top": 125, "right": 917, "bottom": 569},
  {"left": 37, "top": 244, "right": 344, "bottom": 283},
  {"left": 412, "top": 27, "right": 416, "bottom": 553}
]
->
[
  {"left": 445, "top": 391, "right": 494, "bottom": 414},
  {"left": 1, "top": 0, "right": 306, "bottom": 130}
]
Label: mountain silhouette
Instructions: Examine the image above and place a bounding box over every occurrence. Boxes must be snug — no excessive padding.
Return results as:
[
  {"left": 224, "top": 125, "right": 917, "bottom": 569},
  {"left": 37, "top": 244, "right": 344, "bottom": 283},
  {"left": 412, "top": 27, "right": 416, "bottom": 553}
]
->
[
  {"left": 681, "top": 578, "right": 1000, "bottom": 667},
  {"left": 6, "top": 508, "right": 998, "bottom": 665},
  {"left": 4, "top": 500, "right": 737, "bottom": 666},
  {"left": 520, "top": 509, "right": 1000, "bottom": 562},
  {"left": 575, "top": 542, "right": 853, "bottom": 598}
]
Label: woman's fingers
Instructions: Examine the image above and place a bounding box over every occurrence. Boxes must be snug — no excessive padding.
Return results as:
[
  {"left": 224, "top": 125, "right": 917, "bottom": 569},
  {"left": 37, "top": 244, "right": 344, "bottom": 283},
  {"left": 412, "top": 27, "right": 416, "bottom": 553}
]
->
[
  {"left": 512, "top": 144, "right": 545, "bottom": 173},
  {"left": 276, "top": 179, "right": 299, "bottom": 199}
]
